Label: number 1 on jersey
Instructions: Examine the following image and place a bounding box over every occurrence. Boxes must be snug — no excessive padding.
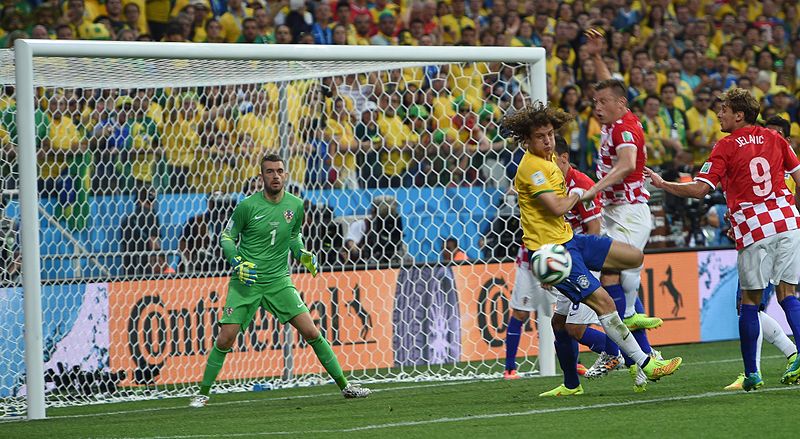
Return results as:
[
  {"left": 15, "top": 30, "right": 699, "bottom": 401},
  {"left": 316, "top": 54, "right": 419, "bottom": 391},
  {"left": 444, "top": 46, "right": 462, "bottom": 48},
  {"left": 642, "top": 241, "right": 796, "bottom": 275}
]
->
[
  {"left": 270, "top": 228, "right": 276, "bottom": 246},
  {"left": 749, "top": 157, "right": 772, "bottom": 197}
]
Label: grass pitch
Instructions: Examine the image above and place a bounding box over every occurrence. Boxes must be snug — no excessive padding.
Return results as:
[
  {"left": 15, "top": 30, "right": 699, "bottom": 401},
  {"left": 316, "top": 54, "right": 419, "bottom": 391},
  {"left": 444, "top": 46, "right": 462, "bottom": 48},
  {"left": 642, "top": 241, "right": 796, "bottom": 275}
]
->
[{"left": 1, "top": 340, "right": 798, "bottom": 438}]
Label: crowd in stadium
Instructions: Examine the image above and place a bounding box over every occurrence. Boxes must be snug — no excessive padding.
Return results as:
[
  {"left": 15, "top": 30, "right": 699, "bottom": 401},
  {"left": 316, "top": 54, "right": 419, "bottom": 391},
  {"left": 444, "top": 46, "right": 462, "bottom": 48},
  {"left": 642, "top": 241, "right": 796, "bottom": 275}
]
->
[{"left": 1, "top": 0, "right": 800, "bottom": 268}]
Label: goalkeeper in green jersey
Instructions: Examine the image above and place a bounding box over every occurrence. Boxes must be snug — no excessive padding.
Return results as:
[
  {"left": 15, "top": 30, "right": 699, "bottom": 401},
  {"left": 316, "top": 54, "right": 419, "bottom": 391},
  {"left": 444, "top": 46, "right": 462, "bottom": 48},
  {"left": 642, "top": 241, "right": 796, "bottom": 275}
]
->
[{"left": 190, "top": 154, "right": 371, "bottom": 407}]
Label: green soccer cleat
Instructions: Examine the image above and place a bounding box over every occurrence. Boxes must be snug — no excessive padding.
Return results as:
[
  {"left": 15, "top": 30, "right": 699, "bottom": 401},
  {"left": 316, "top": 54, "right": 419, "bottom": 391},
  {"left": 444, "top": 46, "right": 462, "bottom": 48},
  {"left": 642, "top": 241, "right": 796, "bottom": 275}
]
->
[
  {"left": 623, "top": 313, "right": 664, "bottom": 330},
  {"left": 724, "top": 373, "right": 745, "bottom": 390},
  {"left": 642, "top": 356, "right": 682, "bottom": 381},
  {"left": 787, "top": 353, "right": 797, "bottom": 371},
  {"left": 781, "top": 354, "right": 800, "bottom": 385},
  {"left": 743, "top": 372, "right": 764, "bottom": 391},
  {"left": 629, "top": 364, "right": 647, "bottom": 392},
  {"left": 539, "top": 384, "right": 584, "bottom": 397}
]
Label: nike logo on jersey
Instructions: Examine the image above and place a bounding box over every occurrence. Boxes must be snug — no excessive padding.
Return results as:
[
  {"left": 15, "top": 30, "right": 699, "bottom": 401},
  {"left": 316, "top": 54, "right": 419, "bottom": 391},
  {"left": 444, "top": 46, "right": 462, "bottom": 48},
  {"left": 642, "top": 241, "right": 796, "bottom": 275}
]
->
[
  {"left": 297, "top": 303, "right": 303, "bottom": 308},
  {"left": 254, "top": 214, "right": 266, "bottom": 220}
]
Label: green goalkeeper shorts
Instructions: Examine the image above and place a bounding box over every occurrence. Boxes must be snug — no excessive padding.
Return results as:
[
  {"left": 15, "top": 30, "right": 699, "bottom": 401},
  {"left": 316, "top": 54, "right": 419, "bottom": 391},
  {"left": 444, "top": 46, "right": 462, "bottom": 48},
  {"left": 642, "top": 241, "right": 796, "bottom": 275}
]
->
[{"left": 220, "top": 276, "right": 309, "bottom": 330}]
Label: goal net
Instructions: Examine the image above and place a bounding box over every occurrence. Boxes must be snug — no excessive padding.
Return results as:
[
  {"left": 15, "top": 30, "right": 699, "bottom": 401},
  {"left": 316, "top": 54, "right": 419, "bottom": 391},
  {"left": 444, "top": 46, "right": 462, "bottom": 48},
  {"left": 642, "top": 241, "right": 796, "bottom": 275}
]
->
[{"left": 1, "top": 42, "right": 551, "bottom": 418}]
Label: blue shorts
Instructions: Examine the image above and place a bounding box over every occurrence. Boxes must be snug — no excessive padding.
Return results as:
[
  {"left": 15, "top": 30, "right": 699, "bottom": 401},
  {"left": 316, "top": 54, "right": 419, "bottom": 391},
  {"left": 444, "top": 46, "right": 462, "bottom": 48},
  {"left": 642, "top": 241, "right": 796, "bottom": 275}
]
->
[
  {"left": 736, "top": 283, "right": 773, "bottom": 313},
  {"left": 551, "top": 234, "right": 613, "bottom": 304}
]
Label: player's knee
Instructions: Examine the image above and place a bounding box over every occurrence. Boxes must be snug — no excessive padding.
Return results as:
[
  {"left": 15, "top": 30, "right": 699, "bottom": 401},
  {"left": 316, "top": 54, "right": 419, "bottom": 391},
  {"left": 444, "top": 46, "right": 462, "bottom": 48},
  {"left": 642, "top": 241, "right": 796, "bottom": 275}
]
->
[
  {"left": 600, "top": 271, "right": 620, "bottom": 285},
  {"left": 215, "top": 327, "right": 239, "bottom": 351},
  {"left": 551, "top": 313, "right": 567, "bottom": 332},
  {"left": 512, "top": 309, "right": 530, "bottom": 321},
  {"left": 586, "top": 289, "right": 616, "bottom": 316},
  {"left": 300, "top": 326, "right": 321, "bottom": 341},
  {"left": 565, "top": 323, "right": 585, "bottom": 340}
]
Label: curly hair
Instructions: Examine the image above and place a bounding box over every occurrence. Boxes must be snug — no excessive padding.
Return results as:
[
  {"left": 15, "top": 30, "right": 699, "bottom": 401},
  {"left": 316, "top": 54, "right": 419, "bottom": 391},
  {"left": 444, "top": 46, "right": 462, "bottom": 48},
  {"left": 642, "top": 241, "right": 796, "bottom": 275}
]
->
[
  {"left": 500, "top": 101, "right": 574, "bottom": 144},
  {"left": 720, "top": 87, "right": 760, "bottom": 124}
]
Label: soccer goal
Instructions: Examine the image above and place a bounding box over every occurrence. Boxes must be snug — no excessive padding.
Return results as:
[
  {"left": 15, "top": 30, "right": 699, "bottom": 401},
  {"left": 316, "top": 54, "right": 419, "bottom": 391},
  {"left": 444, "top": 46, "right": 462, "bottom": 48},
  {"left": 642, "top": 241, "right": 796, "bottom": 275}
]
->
[{"left": 2, "top": 40, "right": 551, "bottom": 420}]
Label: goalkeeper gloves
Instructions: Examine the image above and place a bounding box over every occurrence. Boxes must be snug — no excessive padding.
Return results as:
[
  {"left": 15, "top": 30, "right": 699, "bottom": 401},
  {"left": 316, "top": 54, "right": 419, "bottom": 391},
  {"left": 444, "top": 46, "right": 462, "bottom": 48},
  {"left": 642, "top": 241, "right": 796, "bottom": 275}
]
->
[
  {"left": 298, "top": 249, "right": 319, "bottom": 277},
  {"left": 230, "top": 256, "right": 257, "bottom": 286}
]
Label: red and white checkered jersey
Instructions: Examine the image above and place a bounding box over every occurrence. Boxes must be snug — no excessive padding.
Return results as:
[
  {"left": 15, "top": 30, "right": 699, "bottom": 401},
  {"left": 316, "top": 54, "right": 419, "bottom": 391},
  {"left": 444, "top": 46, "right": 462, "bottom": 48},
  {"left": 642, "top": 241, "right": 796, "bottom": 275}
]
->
[
  {"left": 516, "top": 168, "right": 602, "bottom": 268},
  {"left": 694, "top": 125, "right": 800, "bottom": 250},
  {"left": 565, "top": 166, "right": 602, "bottom": 233},
  {"left": 516, "top": 242, "right": 530, "bottom": 270},
  {"left": 596, "top": 110, "right": 650, "bottom": 206}
]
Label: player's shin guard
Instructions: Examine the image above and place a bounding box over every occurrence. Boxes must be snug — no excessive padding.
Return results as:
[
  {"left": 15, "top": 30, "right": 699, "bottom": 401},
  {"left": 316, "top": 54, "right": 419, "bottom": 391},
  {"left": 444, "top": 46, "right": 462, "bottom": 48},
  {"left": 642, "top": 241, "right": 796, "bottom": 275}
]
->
[
  {"left": 779, "top": 296, "right": 800, "bottom": 353},
  {"left": 739, "top": 304, "right": 761, "bottom": 376},
  {"left": 199, "top": 344, "right": 231, "bottom": 396},
  {"left": 579, "top": 327, "right": 609, "bottom": 354},
  {"left": 598, "top": 312, "right": 649, "bottom": 367},
  {"left": 505, "top": 317, "right": 523, "bottom": 371},
  {"left": 554, "top": 330, "right": 580, "bottom": 389},
  {"left": 309, "top": 334, "right": 348, "bottom": 390},
  {"left": 760, "top": 311, "right": 797, "bottom": 357},
  {"left": 621, "top": 267, "right": 643, "bottom": 318}
]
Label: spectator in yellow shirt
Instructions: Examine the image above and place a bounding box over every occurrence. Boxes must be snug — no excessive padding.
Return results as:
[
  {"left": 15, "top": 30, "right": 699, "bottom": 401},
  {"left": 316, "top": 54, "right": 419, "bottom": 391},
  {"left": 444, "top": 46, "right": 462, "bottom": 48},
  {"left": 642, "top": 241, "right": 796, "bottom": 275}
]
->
[
  {"left": 219, "top": 0, "right": 253, "bottom": 43},
  {"left": 44, "top": 95, "right": 85, "bottom": 186},
  {"left": 370, "top": 11, "right": 397, "bottom": 45},
  {"left": 685, "top": 88, "right": 722, "bottom": 167},
  {"left": 437, "top": 0, "right": 476, "bottom": 45},
  {"left": 377, "top": 93, "right": 417, "bottom": 187}
]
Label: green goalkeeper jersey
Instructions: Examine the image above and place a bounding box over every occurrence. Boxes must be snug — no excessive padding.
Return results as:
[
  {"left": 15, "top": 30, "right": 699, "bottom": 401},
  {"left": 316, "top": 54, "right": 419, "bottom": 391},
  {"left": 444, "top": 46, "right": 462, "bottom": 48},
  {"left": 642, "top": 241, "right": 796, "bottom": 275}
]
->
[{"left": 220, "top": 191, "right": 305, "bottom": 283}]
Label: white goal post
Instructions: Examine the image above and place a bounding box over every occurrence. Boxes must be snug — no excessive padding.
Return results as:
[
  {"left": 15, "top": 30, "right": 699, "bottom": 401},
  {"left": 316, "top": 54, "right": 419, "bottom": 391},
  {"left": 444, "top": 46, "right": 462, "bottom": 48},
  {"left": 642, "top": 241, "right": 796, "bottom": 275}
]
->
[{"left": 10, "top": 40, "right": 550, "bottom": 420}]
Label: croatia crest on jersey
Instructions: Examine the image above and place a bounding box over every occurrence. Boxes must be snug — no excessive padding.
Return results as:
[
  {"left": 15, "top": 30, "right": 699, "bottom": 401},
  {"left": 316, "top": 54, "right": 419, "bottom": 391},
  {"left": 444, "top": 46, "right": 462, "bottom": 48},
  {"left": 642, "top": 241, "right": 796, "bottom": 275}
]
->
[{"left": 284, "top": 209, "right": 294, "bottom": 223}]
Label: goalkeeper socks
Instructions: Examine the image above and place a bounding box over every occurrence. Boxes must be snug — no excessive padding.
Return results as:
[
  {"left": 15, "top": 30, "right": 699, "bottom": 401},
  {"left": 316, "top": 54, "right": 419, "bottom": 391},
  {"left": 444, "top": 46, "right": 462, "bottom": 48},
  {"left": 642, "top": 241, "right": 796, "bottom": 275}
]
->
[
  {"left": 780, "top": 296, "right": 800, "bottom": 353},
  {"left": 309, "top": 334, "right": 348, "bottom": 390},
  {"left": 199, "top": 344, "right": 231, "bottom": 396},
  {"left": 739, "top": 304, "right": 761, "bottom": 375},
  {"left": 760, "top": 311, "right": 797, "bottom": 357},
  {"left": 606, "top": 284, "right": 626, "bottom": 317},
  {"left": 554, "top": 330, "right": 580, "bottom": 389},
  {"left": 579, "top": 327, "right": 607, "bottom": 354},
  {"left": 598, "top": 312, "right": 648, "bottom": 367},
  {"left": 505, "top": 317, "right": 524, "bottom": 371}
]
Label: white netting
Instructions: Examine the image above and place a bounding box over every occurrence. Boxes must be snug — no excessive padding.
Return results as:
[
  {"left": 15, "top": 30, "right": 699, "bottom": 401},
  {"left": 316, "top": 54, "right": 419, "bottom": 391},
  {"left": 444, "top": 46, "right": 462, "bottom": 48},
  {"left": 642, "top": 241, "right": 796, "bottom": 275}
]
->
[{"left": 0, "top": 48, "right": 548, "bottom": 416}]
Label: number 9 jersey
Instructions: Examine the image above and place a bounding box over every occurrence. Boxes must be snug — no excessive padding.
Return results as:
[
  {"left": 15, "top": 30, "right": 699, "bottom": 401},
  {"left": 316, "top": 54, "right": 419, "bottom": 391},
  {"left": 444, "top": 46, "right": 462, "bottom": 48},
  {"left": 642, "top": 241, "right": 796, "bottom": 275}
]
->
[{"left": 694, "top": 125, "right": 800, "bottom": 250}]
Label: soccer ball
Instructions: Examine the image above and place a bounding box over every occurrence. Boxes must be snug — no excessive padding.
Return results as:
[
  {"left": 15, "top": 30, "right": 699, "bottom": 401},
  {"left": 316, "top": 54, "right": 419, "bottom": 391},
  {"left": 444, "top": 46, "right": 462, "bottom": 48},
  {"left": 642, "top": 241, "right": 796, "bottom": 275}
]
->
[{"left": 531, "top": 244, "right": 572, "bottom": 285}]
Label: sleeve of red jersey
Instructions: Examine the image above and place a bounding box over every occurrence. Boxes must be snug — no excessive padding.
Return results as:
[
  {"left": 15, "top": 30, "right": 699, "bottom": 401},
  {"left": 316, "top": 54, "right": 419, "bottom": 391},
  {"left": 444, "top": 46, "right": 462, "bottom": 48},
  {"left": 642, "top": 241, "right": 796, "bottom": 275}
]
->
[
  {"left": 610, "top": 123, "right": 643, "bottom": 151},
  {"left": 781, "top": 136, "right": 800, "bottom": 174},
  {"left": 694, "top": 139, "right": 727, "bottom": 190}
]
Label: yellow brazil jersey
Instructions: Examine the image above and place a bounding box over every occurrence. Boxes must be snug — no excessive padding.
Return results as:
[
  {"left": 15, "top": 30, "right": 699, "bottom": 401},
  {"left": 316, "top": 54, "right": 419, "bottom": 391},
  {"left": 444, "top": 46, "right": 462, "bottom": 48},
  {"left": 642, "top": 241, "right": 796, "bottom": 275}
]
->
[{"left": 515, "top": 151, "right": 573, "bottom": 250}]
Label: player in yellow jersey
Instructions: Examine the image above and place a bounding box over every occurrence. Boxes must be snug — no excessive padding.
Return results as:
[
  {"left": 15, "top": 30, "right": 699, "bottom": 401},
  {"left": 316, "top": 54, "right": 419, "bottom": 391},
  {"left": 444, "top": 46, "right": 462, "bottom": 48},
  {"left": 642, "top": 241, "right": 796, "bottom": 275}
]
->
[{"left": 502, "top": 103, "right": 683, "bottom": 396}]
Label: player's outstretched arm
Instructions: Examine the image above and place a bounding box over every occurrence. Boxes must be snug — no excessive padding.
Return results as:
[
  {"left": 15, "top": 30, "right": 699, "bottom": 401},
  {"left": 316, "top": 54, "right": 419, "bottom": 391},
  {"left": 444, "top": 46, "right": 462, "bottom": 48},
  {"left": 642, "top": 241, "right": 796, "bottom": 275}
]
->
[
  {"left": 536, "top": 191, "right": 581, "bottom": 217},
  {"left": 579, "top": 147, "right": 636, "bottom": 201},
  {"left": 644, "top": 166, "right": 711, "bottom": 199}
]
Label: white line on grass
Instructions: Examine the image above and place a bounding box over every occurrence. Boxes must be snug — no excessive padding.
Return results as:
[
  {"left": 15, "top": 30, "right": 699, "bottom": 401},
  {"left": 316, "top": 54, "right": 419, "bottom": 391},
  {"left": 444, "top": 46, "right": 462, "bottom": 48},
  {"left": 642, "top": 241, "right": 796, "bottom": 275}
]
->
[
  {"left": 0, "top": 354, "right": 787, "bottom": 424},
  {"left": 122, "top": 386, "right": 800, "bottom": 439}
]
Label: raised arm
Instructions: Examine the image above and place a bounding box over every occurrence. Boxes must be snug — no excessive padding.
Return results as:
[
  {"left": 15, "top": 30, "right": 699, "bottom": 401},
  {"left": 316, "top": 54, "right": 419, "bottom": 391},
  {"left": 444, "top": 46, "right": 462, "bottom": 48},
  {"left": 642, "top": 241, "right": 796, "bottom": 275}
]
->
[{"left": 585, "top": 28, "right": 612, "bottom": 82}]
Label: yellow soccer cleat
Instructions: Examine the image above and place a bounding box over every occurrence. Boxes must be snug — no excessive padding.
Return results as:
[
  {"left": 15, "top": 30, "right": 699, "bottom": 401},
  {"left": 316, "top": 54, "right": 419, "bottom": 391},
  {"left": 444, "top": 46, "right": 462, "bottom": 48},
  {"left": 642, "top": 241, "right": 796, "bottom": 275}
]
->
[
  {"left": 642, "top": 357, "right": 683, "bottom": 381},
  {"left": 623, "top": 313, "right": 664, "bottom": 330},
  {"left": 724, "top": 373, "right": 745, "bottom": 390},
  {"left": 539, "top": 384, "right": 584, "bottom": 397}
]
